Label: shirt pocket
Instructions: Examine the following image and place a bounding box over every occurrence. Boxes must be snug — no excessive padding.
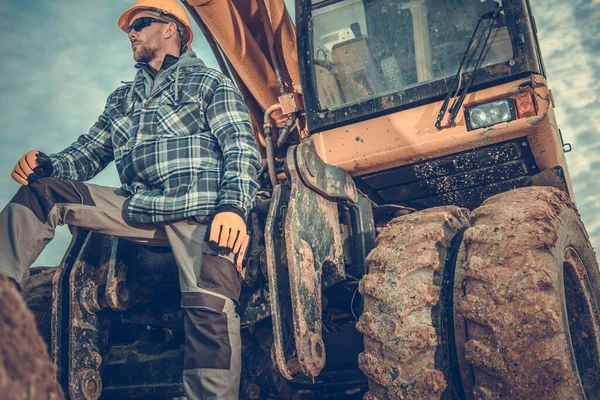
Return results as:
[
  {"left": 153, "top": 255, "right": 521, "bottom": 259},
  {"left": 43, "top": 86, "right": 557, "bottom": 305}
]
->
[
  {"left": 156, "top": 89, "right": 202, "bottom": 137},
  {"left": 106, "top": 104, "right": 133, "bottom": 146}
]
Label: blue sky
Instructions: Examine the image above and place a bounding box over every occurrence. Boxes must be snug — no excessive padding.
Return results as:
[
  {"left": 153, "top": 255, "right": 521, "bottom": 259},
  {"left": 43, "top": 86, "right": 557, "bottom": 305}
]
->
[{"left": 0, "top": 0, "right": 598, "bottom": 267}]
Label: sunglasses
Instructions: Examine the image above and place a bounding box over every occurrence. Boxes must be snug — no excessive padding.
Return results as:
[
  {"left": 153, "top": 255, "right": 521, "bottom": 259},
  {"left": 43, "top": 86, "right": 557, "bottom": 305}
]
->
[{"left": 127, "top": 17, "right": 168, "bottom": 34}]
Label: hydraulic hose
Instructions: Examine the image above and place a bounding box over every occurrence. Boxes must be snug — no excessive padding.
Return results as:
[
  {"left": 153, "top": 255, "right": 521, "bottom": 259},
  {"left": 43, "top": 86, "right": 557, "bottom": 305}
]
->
[
  {"left": 276, "top": 114, "right": 296, "bottom": 150},
  {"left": 257, "top": 0, "right": 287, "bottom": 95},
  {"left": 264, "top": 104, "right": 282, "bottom": 188}
]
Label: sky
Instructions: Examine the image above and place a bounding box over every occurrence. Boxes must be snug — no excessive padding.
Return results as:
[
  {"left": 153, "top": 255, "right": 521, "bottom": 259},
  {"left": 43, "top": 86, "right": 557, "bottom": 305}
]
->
[{"left": 0, "top": 0, "right": 598, "bottom": 267}]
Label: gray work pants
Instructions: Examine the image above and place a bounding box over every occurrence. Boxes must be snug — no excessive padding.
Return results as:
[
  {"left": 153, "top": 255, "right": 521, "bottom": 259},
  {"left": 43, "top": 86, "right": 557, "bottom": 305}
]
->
[{"left": 0, "top": 177, "right": 242, "bottom": 400}]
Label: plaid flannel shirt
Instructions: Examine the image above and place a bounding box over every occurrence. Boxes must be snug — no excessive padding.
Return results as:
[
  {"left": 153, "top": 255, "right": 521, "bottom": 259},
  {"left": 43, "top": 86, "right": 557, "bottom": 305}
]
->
[{"left": 49, "top": 52, "right": 261, "bottom": 223}]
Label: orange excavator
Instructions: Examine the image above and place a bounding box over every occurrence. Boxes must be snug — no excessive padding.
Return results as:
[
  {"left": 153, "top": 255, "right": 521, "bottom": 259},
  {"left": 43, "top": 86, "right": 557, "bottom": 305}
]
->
[{"left": 24, "top": 0, "right": 599, "bottom": 398}]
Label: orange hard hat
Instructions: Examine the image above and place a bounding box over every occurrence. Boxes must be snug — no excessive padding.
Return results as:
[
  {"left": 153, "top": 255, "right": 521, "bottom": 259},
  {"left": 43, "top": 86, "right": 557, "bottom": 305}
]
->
[{"left": 118, "top": 0, "right": 194, "bottom": 49}]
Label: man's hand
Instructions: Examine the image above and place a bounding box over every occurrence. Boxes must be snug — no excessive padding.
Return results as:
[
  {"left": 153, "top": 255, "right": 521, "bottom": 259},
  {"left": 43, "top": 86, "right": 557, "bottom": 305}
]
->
[
  {"left": 11, "top": 151, "right": 53, "bottom": 186},
  {"left": 208, "top": 212, "right": 249, "bottom": 272}
]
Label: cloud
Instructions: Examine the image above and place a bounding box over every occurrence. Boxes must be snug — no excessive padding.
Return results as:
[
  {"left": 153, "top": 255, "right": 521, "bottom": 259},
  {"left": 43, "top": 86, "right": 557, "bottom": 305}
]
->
[
  {"left": 0, "top": 1, "right": 131, "bottom": 266},
  {"left": 531, "top": 0, "right": 600, "bottom": 257}
]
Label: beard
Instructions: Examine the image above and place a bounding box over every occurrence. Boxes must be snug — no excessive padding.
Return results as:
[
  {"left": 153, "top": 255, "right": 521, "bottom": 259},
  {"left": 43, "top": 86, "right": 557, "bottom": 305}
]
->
[{"left": 133, "top": 43, "right": 157, "bottom": 63}]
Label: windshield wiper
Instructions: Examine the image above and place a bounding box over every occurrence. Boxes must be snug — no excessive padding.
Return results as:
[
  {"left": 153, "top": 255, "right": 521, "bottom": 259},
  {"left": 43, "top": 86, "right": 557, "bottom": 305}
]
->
[{"left": 435, "top": 7, "right": 501, "bottom": 130}]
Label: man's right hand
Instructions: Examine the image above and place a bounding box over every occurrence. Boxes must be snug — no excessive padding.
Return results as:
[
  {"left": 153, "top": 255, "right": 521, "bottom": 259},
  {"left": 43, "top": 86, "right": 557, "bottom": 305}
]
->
[{"left": 11, "top": 150, "right": 53, "bottom": 186}]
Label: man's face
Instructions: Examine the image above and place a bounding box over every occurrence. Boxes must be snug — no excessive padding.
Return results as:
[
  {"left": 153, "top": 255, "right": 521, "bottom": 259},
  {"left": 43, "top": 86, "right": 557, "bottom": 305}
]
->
[{"left": 127, "top": 12, "right": 168, "bottom": 63}]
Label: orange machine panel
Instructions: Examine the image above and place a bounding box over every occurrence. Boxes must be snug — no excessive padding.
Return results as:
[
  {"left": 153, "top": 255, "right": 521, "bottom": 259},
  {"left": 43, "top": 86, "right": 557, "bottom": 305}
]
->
[{"left": 311, "top": 75, "right": 571, "bottom": 194}]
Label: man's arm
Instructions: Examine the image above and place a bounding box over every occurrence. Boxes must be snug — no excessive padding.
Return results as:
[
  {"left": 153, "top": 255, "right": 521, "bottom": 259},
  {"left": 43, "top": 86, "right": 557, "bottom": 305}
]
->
[
  {"left": 48, "top": 96, "right": 117, "bottom": 181},
  {"left": 204, "top": 75, "right": 262, "bottom": 270},
  {"left": 205, "top": 76, "right": 262, "bottom": 219}
]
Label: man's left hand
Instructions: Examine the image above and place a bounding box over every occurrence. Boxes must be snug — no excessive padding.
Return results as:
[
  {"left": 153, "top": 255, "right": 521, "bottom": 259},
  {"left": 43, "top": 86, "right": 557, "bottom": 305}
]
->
[{"left": 208, "top": 212, "right": 248, "bottom": 272}]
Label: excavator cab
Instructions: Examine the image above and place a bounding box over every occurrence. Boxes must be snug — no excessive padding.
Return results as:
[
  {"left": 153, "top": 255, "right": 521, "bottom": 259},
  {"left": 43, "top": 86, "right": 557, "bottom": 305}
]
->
[
  {"left": 296, "top": 0, "right": 573, "bottom": 210},
  {"left": 301, "top": 0, "right": 538, "bottom": 124},
  {"left": 308, "top": 0, "right": 513, "bottom": 109}
]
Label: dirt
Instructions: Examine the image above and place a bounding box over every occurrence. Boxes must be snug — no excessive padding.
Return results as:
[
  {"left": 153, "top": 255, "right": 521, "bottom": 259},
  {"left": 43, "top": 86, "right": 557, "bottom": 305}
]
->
[
  {"left": 357, "top": 206, "right": 470, "bottom": 399},
  {"left": 454, "top": 186, "right": 591, "bottom": 399},
  {"left": 0, "top": 274, "right": 65, "bottom": 400}
]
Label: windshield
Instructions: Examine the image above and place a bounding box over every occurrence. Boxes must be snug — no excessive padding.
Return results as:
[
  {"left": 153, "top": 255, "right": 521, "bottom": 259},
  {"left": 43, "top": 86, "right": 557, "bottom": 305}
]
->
[{"left": 311, "top": 0, "right": 513, "bottom": 110}]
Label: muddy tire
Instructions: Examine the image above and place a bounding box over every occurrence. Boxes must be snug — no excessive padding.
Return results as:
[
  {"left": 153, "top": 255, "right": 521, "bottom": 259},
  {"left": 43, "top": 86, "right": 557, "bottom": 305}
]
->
[
  {"left": 23, "top": 266, "right": 57, "bottom": 349},
  {"left": 454, "top": 186, "right": 600, "bottom": 399},
  {"left": 357, "top": 206, "right": 471, "bottom": 399}
]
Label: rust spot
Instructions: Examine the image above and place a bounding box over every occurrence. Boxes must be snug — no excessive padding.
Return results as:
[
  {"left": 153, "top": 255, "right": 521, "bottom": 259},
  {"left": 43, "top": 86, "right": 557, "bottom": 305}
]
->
[
  {"left": 488, "top": 62, "right": 512, "bottom": 74},
  {"left": 309, "top": 333, "right": 326, "bottom": 369}
]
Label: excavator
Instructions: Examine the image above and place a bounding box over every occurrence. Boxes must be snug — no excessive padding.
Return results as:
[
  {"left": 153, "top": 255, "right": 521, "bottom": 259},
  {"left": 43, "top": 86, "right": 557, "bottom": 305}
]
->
[{"left": 21, "top": 0, "right": 599, "bottom": 398}]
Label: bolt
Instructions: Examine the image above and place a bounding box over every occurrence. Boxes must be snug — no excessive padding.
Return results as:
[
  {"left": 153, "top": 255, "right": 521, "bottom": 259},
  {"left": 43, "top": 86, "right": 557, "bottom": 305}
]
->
[{"left": 116, "top": 281, "right": 129, "bottom": 303}]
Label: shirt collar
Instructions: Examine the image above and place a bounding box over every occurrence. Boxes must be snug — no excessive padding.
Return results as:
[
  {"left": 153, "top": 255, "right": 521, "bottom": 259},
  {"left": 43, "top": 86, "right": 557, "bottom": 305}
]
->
[
  {"left": 161, "top": 54, "right": 180, "bottom": 70},
  {"left": 135, "top": 54, "right": 180, "bottom": 77}
]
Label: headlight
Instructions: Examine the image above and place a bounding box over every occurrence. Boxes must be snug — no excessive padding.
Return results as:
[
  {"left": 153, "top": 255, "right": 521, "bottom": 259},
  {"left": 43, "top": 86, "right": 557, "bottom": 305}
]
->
[{"left": 465, "top": 99, "right": 516, "bottom": 130}]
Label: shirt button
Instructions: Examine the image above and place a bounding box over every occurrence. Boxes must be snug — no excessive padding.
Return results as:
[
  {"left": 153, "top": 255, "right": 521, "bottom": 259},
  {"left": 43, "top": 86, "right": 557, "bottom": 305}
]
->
[
  {"left": 140, "top": 129, "right": 145, "bottom": 134},
  {"left": 143, "top": 103, "right": 149, "bottom": 109}
]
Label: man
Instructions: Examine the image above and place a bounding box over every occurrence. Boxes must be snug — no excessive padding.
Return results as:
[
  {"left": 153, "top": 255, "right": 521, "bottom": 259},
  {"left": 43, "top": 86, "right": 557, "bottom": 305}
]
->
[{"left": 0, "top": 0, "right": 261, "bottom": 398}]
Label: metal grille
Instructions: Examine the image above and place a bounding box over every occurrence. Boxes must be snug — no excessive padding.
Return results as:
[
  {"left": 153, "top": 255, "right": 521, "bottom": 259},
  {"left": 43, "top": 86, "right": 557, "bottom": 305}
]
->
[{"left": 357, "top": 139, "right": 538, "bottom": 210}]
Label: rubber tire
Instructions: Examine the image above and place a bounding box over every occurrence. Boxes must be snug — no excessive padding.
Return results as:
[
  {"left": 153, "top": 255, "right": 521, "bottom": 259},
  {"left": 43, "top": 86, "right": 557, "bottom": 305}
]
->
[
  {"left": 357, "top": 206, "right": 470, "bottom": 399},
  {"left": 22, "top": 266, "right": 57, "bottom": 350},
  {"left": 454, "top": 186, "right": 600, "bottom": 399}
]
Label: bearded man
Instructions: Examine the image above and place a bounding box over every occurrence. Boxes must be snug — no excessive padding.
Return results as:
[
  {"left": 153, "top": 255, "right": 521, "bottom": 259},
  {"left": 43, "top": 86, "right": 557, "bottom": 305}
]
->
[{"left": 0, "top": 1, "right": 261, "bottom": 398}]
